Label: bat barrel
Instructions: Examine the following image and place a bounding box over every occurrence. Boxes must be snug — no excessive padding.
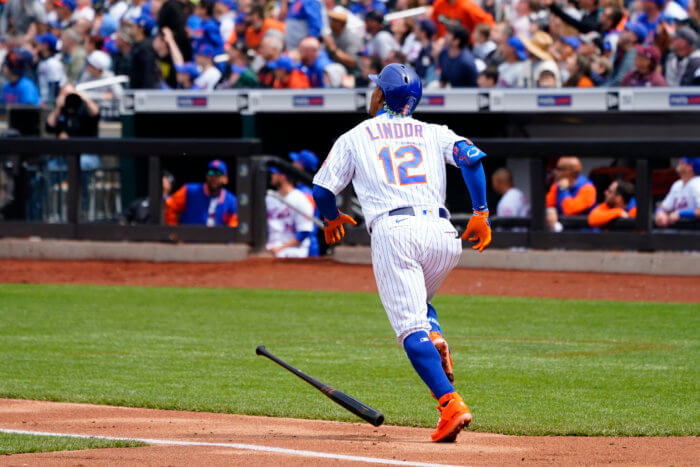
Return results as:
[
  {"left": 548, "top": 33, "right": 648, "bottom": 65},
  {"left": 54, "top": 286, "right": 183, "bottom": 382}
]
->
[{"left": 256, "top": 346, "right": 384, "bottom": 426}]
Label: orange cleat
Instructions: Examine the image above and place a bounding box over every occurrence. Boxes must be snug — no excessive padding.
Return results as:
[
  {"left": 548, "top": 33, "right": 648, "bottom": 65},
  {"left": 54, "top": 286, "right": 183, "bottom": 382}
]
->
[
  {"left": 431, "top": 392, "right": 472, "bottom": 443},
  {"left": 429, "top": 331, "right": 454, "bottom": 383}
]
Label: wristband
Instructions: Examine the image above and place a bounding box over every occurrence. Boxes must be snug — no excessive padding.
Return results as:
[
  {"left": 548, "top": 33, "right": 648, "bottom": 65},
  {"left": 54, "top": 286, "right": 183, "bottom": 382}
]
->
[{"left": 678, "top": 209, "right": 696, "bottom": 219}]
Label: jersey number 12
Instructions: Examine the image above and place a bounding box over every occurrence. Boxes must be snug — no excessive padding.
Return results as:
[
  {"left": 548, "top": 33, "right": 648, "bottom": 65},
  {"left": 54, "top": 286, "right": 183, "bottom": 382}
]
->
[{"left": 378, "top": 145, "right": 427, "bottom": 185}]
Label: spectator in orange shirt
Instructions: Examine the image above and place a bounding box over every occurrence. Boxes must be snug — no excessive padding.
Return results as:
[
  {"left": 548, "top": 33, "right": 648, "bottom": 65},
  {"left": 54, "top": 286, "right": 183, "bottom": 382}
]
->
[
  {"left": 546, "top": 156, "right": 597, "bottom": 231},
  {"left": 245, "top": 3, "right": 285, "bottom": 50},
  {"left": 268, "top": 55, "right": 310, "bottom": 89},
  {"left": 431, "top": 0, "right": 494, "bottom": 39},
  {"left": 588, "top": 180, "right": 637, "bottom": 228}
]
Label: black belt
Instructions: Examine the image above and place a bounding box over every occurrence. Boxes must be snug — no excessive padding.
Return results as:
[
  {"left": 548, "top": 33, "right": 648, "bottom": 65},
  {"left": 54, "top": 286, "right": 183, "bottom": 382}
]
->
[{"left": 388, "top": 207, "right": 449, "bottom": 219}]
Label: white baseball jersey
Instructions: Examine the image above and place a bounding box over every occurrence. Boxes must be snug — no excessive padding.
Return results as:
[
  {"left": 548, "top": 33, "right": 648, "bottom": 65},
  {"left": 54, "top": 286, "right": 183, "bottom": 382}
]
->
[
  {"left": 266, "top": 188, "right": 315, "bottom": 258},
  {"left": 496, "top": 187, "right": 530, "bottom": 217},
  {"left": 314, "top": 112, "right": 466, "bottom": 232},
  {"left": 660, "top": 176, "right": 700, "bottom": 212},
  {"left": 314, "top": 112, "right": 469, "bottom": 343}
]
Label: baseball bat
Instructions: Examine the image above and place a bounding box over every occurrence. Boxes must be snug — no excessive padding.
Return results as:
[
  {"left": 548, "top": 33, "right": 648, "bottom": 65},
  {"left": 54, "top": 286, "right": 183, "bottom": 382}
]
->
[
  {"left": 255, "top": 345, "right": 384, "bottom": 427},
  {"left": 266, "top": 189, "right": 325, "bottom": 228}
]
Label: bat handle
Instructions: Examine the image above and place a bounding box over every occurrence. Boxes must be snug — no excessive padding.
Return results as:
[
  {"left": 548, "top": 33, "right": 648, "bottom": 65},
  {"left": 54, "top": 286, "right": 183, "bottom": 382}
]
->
[{"left": 256, "top": 345, "right": 266, "bottom": 355}]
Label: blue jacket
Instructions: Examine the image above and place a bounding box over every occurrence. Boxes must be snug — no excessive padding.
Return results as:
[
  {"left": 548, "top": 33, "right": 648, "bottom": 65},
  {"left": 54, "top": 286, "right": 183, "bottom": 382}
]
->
[{"left": 286, "top": 0, "right": 322, "bottom": 37}]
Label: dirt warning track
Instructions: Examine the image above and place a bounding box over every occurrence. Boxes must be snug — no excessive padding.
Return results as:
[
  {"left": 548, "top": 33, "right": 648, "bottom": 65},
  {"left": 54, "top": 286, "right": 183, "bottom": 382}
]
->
[{"left": 1, "top": 258, "right": 699, "bottom": 303}]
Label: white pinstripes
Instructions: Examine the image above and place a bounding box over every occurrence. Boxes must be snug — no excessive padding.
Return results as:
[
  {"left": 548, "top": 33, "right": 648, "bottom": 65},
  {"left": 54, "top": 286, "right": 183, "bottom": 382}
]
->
[
  {"left": 313, "top": 113, "right": 464, "bottom": 231},
  {"left": 371, "top": 214, "right": 462, "bottom": 344}
]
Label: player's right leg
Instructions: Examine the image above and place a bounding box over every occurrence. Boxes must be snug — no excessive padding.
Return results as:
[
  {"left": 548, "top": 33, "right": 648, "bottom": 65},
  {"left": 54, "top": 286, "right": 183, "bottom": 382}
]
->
[{"left": 422, "top": 218, "right": 463, "bottom": 383}]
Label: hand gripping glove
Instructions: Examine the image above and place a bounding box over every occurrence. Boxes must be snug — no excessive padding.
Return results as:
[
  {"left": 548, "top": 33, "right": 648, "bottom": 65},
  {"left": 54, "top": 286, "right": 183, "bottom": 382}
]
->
[
  {"left": 462, "top": 210, "right": 491, "bottom": 252},
  {"left": 323, "top": 210, "right": 357, "bottom": 245}
]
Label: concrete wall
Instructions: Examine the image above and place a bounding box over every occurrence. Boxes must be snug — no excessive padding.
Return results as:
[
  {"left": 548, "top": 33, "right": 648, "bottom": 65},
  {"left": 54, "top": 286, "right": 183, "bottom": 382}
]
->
[
  {"left": 0, "top": 238, "right": 250, "bottom": 263},
  {"left": 1, "top": 238, "right": 698, "bottom": 276},
  {"left": 333, "top": 246, "right": 700, "bottom": 277}
]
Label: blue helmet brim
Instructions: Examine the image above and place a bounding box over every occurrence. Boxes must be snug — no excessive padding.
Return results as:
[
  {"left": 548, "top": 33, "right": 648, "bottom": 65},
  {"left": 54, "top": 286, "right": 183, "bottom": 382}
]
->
[{"left": 368, "top": 74, "right": 379, "bottom": 85}]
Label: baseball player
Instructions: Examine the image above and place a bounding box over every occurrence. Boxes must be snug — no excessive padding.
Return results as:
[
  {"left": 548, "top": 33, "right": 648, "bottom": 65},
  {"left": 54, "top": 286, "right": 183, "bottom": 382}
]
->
[
  {"left": 266, "top": 167, "right": 316, "bottom": 257},
  {"left": 312, "top": 63, "right": 491, "bottom": 442},
  {"left": 654, "top": 157, "right": 700, "bottom": 227}
]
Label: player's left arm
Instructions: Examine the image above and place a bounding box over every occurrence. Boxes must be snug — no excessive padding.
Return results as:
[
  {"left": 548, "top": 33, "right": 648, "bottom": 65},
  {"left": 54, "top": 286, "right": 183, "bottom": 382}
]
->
[{"left": 452, "top": 139, "right": 491, "bottom": 252}]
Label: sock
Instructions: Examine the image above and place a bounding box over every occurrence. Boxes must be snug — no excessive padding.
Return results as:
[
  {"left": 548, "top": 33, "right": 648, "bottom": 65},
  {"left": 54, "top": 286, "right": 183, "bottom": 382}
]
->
[
  {"left": 403, "top": 331, "right": 454, "bottom": 401},
  {"left": 426, "top": 303, "right": 442, "bottom": 335}
]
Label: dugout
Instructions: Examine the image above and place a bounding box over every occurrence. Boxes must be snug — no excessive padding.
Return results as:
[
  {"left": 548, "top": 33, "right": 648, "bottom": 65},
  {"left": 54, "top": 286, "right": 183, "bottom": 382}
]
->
[{"left": 122, "top": 88, "right": 700, "bottom": 216}]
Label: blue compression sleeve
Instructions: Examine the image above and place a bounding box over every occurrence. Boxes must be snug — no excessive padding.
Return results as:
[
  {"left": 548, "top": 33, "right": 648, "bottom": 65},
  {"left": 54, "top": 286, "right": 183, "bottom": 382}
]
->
[
  {"left": 453, "top": 140, "right": 488, "bottom": 211},
  {"left": 403, "top": 331, "right": 454, "bottom": 400},
  {"left": 294, "top": 231, "right": 312, "bottom": 242},
  {"left": 459, "top": 161, "right": 488, "bottom": 212},
  {"left": 678, "top": 208, "right": 696, "bottom": 219},
  {"left": 426, "top": 303, "right": 442, "bottom": 334},
  {"left": 312, "top": 185, "right": 339, "bottom": 220}
]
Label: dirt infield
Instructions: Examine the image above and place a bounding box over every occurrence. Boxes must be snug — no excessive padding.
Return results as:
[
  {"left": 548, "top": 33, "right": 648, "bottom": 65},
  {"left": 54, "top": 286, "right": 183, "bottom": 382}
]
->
[
  {"left": 1, "top": 258, "right": 699, "bottom": 465},
  {"left": 0, "top": 399, "right": 697, "bottom": 466},
  {"left": 1, "top": 258, "right": 699, "bottom": 302}
]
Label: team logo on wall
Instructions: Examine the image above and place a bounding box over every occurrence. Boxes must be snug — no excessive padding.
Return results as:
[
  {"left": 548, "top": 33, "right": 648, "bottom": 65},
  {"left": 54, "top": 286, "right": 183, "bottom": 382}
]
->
[
  {"left": 669, "top": 94, "right": 700, "bottom": 106},
  {"left": 293, "top": 95, "right": 324, "bottom": 107},
  {"left": 236, "top": 93, "right": 249, "bottom": 112},
  {"left": 478, "top": 93, "right": 490, "bottom": 111},
  {"left": 537, "top": 95, "right": 572, "bottom": 107},
  {"left": 606, "top": 92, "right": 619, "bottom": 110},
  {"left": 417, "top": 95, "right": 445, "bottom": 107},
  {"left": 176, "top": 96, "right": 208, "bottom": 108}
]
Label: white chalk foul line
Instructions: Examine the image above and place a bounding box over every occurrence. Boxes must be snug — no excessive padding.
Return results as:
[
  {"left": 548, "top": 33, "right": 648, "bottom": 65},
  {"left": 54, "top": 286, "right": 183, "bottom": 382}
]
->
[{"left": 0, "top": 428, "right": 466, "bottom": 467}]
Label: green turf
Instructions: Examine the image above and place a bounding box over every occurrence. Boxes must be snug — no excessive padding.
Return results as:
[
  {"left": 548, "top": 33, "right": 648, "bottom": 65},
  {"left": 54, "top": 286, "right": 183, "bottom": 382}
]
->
[
  {"left": 0, "top": 283, "right": 697, "bottom": 436},
  {"left": 0, "top": 432, "right": 145, "bottom": 455}
]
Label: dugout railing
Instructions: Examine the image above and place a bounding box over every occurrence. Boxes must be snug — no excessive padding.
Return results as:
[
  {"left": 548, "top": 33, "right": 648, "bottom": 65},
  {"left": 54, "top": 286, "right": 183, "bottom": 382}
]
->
[
  {"left": 0, "top": 137, "right": 261, "bottom": 243},
  {"left": 1, "top": 137, "right": 699, "bottom": 252}
]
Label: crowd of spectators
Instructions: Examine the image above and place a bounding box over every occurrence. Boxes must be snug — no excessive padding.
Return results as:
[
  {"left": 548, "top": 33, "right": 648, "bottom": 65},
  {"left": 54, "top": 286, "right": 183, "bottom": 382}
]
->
[{"left": 1, "top": 0, "right": 699, "bottom": 105}]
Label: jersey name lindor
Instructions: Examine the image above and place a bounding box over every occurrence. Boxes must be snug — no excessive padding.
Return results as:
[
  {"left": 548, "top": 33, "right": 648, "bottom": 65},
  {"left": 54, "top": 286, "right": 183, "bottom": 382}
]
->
[{"left": 365, "top": 122, "right": 424, "bottom": 140}]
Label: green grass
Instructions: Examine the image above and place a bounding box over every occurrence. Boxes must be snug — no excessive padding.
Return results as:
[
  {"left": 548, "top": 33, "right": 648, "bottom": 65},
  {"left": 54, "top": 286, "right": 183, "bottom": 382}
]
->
[
  {"left": 0, "top": 432, "right": 145, "bottom": 455},
  {"left": 0, "top": 283, "right": 697, "bottom": 436}
]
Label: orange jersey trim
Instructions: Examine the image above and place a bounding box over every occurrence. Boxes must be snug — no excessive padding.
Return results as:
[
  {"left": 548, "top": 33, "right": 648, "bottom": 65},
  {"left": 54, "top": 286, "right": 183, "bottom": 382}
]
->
[{"left": 164, "top": 186, "right": 187, "bottom": 225}]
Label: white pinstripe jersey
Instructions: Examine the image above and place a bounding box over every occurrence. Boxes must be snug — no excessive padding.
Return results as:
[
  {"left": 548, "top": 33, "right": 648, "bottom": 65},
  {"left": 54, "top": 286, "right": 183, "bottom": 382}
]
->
[{"left": 313, "top": 112, "right": 466, "bottom": 229}]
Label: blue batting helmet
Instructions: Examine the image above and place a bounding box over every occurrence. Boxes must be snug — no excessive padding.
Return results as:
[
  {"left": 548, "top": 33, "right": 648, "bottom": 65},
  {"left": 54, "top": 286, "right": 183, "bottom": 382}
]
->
[{"left": 369, "top": 63, "right": 422, "bottom": 116}]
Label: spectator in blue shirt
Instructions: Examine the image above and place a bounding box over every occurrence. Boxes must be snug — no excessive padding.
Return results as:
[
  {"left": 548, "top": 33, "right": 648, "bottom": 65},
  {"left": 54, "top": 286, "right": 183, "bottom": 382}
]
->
[
  {"left": 194, "top": 0, "right": 224, "bottom": 53},
  {"left": 634, "top": 0, "right": 664, "bottom": 45},
  {"left": 438, "top": 24, "right": 478, "bottom": 87},
  {"left": 1, "top": 50, "right": 40, "bottom": 105},
  {"left": 285, "top": 0, "right": 323, "bottom": 51},
  {"left": 299, "top": 36, "right": 331, "bottom": 88}
]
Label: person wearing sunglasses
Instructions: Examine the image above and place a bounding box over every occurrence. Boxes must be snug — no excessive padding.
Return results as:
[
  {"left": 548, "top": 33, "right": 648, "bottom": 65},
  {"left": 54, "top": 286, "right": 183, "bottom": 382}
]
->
[{"left": 165, "top": 159, "right": 238, "bottom": 227}]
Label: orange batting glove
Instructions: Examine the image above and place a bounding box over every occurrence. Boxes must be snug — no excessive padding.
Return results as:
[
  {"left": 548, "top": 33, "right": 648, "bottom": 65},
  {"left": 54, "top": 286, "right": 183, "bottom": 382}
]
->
[
  {"left": 323, "top": 210, "right": 357, "bottom": 245},
  {"left": 462, "top": 210, "right": 492, "bottom": 252}
]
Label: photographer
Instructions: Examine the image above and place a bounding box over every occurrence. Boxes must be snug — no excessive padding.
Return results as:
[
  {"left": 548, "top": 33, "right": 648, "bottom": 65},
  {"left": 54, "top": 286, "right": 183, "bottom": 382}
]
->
[
  {"left": 46, "top": 83, "right": 99, "bottom": 139},
  {"left": 46, "top": 83, "right": 100, "bottom": 171}
]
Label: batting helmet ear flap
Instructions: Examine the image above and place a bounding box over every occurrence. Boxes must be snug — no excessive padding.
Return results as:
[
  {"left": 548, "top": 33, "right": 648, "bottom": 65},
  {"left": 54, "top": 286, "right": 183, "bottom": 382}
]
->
[{"left": 402, "top": 96, "right": 417, "bottom": 115}]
